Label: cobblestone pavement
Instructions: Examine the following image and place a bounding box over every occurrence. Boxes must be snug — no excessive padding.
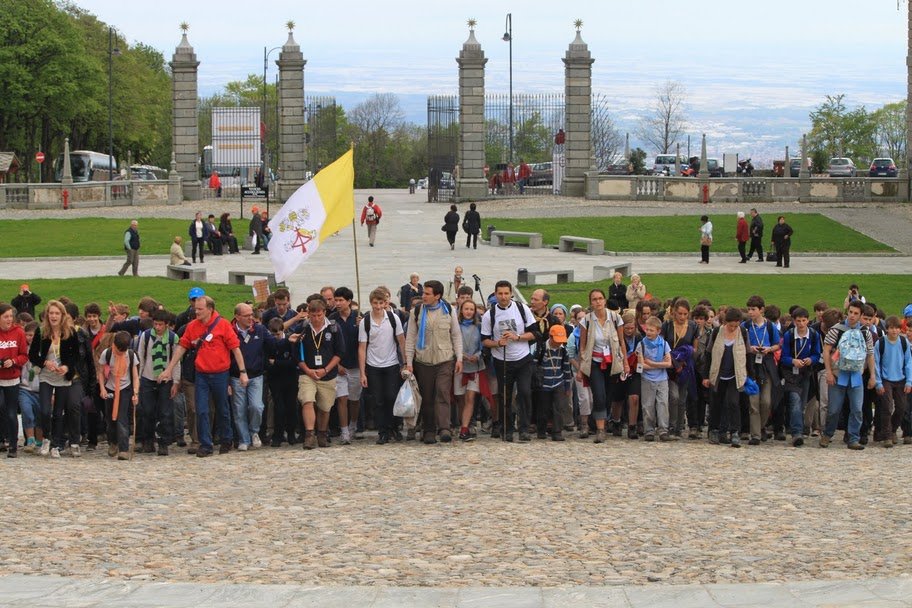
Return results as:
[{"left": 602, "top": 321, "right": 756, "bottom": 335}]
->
[{"left": 1, "top": 432, "right": 911, "bottom": 588}]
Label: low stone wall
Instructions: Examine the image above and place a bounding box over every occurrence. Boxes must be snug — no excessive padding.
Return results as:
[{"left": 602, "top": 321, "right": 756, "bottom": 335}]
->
[
  {"left": 586, "top": 173, "right": 909, "bottom": 203},
  {"left": 0, "top": 179, "right": 182, "bottom": 209}
]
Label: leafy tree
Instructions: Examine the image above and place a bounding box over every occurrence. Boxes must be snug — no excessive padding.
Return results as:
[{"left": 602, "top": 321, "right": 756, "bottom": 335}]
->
[
  {"left": 870, "top": 100, "right": 906, "bottom": 162},
  {"left": 629, "top": 148, "right": 647, "bottom": 175},
  {"left": 808, "top": 94, "right": 877, "bottom": 164},
  {"left": 347, "top": 93, "right": 405, "bottom": 188},
  {"left": 636, "top": 80, "right": 687, "bottom": 154},
  {"left": 592, "top": 103, "right": 622, "bottom": 170}
]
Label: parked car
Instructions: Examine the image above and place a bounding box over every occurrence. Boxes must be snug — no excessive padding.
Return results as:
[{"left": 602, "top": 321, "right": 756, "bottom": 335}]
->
[
  {"left": 828, "top": 157, "right": 856, "bottom": 177},
  {"left": 652, "top": 154, "right": 685, "bottom": 176},
  {"left": 528, "top": 162, "right": 553, "bottom": 186},
  {"left": 417, "top": 177, "right": 428, "bottom": 189},
  {"left": 439, "top": 172, "right": 455, "bottom": 189},
  {"left": 869, "top": 157, "right": 897, "bottom": 177},
  {"left": 685, "top": 157, "right": 722, "bottom": 177},
  {"left": 789, "top": 158, "right": 811, "bottom": 177},
  {"left": 601, "top": 162, "right": 631, "bottom": 175}
]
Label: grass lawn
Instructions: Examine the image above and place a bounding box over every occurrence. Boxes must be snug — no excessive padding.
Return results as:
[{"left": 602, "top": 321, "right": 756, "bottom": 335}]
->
[
  {"left": 487, "top": 214, "right": 895, "bottom": 253},
  {"left": 1, "top": 277, "right": 251, "bottom": 317},
  {"left": 0, "top": 218, "right": 205, "bottom": 258},
  {"left": 520, "top": 274, "right": 911, "bottom": 316}
]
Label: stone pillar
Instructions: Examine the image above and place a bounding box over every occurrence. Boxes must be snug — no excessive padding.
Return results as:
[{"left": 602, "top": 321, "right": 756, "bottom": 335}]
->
[
  {"left": 456, "top": 24, "right": 488, "bottom": 199},
  {"left": 784, "top": 146, "right": 789, "bottom": 177},
  {"left": 276, "top": 29, "right": 307, "bottom": 203},
  {"left": 562, "top": 28, "right": 594, "bottom": 197},
  {"left": 698, "top": 134, "right": 707, "bottom": 178},
  {"left": 61, "top": 137, "right": 73, "bottom": 185},
  {"left": 799, "top": 133, "right": 810, "bottom": 201},
  {"left": 169, "top": 31, "right": 201, "bottom": 201}
]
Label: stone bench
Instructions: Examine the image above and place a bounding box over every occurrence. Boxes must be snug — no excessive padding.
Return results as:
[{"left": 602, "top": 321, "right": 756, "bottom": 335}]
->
[
  {"left": 559, "top": 235, "right": 604, "bottom": 255},
  {"left": 228, "top": 270, "right": 280, "bottom": 289},
  {"left": 517, "top": 268, "right": 574, "bottom": 287},
  {"left": 490, "top": 230, "right": 543, "bottom": 248},
  {"left": 166, "top": 265, "right": 207, "bottom": 281},
  {"left": 592, "top": 262, "right": 633, "bottom": 281}
]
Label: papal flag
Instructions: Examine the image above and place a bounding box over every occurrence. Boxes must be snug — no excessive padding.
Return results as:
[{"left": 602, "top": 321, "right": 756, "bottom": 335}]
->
[{"left": 268, "top": 149, "right": 354, "bottom": 283}]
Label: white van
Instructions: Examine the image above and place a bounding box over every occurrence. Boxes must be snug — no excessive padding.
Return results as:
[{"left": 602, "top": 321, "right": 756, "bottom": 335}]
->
[{"left": 652, "top": 154, "right": 684, "bottom": 176}]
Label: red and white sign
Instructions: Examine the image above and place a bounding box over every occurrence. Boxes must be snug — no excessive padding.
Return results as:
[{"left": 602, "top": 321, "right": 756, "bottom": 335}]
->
[{"left": 35, "top": 152, "right": 45, "bottom": 164}]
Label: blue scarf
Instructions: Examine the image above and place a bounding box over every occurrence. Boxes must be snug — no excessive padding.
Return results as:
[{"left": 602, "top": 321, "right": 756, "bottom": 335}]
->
[{"left": 417, "top": 300, "right": 450, "bottom": 350}]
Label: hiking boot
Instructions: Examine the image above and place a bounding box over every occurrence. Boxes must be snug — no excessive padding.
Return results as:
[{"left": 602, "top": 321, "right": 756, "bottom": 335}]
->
[
  {"left": 847, "top": 442, "right": 865, "bottom": 451},
  {"left": 730, "top": 434, "right": 741, "bottom": 448},
  {"left": 422, "top": 432, "right": 437, "bottom": 445},
  {"left": 157, "top": 444, "right": 169, "bottom": 456},
  {"left": 406, "top": 427, "right": 417, "bottom": 441},
  {"left": 196, "top": 448, "right": 212, "bottom": 458},
  {"left": 859, "top": 435, "right": 869, "bottom": 445},
  {"left": 593, "top": 429, "right": 607, "bottom": 444},
  {"left": 748, "top": 437, "right": 760, "bottom": 446},
  {"left": 708, "top": 430, "right": 719, "bottom": 444},
  {"left": 579, "top": 428, "right": 590, "bottom": 439},
  {"left": 774, "top": 431, "right": 786, "bottom": 441},
  {"left": 819, "top": 435, "right": 830, "bottom": 448},
  {"left": 793, "top": 437, "right": 804, "bottom": 447},
  {"left": 85, "top": 443, "right": 97, "bottom": 452},
  {"left": 719, "top": 433, "right": 731, "bottom": 444},
  {"left": 503, "top": 430, "right": 514, "bottom": 442},
  {"left": 38, "top": 441, "right": 50, "bottom": 457},
  {"left": 659, "top": 433, "right": 671, "bottom": 442},
  {"left": 176, "top": 437, "right": 188, "bottom": 448},
  {"left": 440, "top": 429, "right": 452, "bottom": 443},
  {"left": 108, "top": 444, "right": 118, "bottom": 457},
  {"left": 551, "top": 432, "right": 565, "bottom": 441},
  {"left": 519, "top": 432, "right": 532, "bottom": 442},
  {"left": 142, "top": 440, "right": 155, "bottom": 454},
  {"left": 23, "top": 438, "right": 36, "bottom": 454},
  {"left": 317, "top": 432, "right": 329, "bottom": 448},
  {"left": 270, "top": 439, "right": 282, "bottom": 448},
  {"left": 490, "top": 421, "right": 502, "bottom": 439},
  {"left": 219, "top": 443, "right": 232, "bottom": 455},
  {"left": 536, "top": 430, "right": 547, "bottom": 440},
  {"left": 303, "top": 431, "right": 317, "bottom": 450},
  {"left": 627, "top": 427, "right": 638, "bottom": 440},
  {"left": 187, "top": 443, "right": 199, "bottom": 455},
  {"left": 688, "top": 428, "right": 700, "bottom": 440},
  {"left": 7, "top": 451, "right": 17, "bottom": 458},
  {"left": 392, "top": 428, "right": 404, "bottom": 442},
  {"left": 376, "top": 432, "right": 389, "bottom": 445},
  {"left": 883, "top": 439, "right": 894, "bottom": 448},
  {"left": 904, "top": 436, "right": 912, "bottom": 445},
  {"left": 117, "top": 452, "right": 130, "bottom": 460}
]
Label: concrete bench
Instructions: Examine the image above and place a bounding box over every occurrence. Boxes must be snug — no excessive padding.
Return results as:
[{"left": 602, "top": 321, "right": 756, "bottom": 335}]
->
[
  {"left": 490, "top": 230, "right": 543, "bottom": 248},
  {"left": 559, "top": 235, "right": 604, "bottom": 255},
  {"left": 517, "top": 268, "right": 574, "bottom": 287},
  {"left": 592, "top": 262, "right": 633, "bottom": 281},
  {"left": 166, "top": 265, "right": 207, "bottom": 281},
  {"left": 228, "top": 270, "right": 280, "bottom": 289}
]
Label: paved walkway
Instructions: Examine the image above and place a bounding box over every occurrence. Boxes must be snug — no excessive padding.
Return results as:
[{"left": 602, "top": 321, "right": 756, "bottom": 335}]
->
[
  {"left": 2, "top": 192, "right": 911, "bottom": 302},
  {"left": 1, "top": 573, "right": 910, "bottom": 607}
]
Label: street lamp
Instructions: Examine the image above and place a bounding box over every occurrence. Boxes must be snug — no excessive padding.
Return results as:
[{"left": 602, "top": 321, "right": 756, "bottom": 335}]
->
[
  {"left": 108, "top": 27, "right": 121, "bottom": 180},
  {"left": 263, "top": 45, "right": 282, "bottom": 181},
  {"left": 502, "top": 13, "right": 513, "bottom": 163}
]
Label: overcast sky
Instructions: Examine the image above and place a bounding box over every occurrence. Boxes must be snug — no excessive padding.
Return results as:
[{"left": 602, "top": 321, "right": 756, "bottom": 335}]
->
[{"left": 72, "top": 0, "right": 909, "bottom": 158}]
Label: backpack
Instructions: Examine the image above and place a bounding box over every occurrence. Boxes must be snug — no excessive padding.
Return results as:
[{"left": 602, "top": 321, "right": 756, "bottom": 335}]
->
[
  {"left": 140, "top": 328, "right": 177, "bottom": 369},
  {"left": 365, "top": 205, "right": 378, "bottom": 222},
  {"left": 878, "top": 335, "right": 910, "bottom": 379},
  {"left": 486, "top": 300, "right": 530, "bottom": 333},
  {"left": 362, "top": 310, "right": 398, "bottom": 344},
  {"left": 103, "top": 348, "right": 138, "bottom": 391},
  {"left": 833, "top": 324, "right": 867, "bottom": 373}
]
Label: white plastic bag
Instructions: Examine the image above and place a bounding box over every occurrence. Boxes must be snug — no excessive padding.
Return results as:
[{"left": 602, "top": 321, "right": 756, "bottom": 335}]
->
[{"left": 393, "top": 373, "right": 421, "bottom": 419}]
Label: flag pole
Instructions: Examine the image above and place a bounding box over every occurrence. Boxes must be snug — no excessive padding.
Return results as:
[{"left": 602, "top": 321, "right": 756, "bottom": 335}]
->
[{"left": 349, "top": 144, "right": 361, "bottom": 305}]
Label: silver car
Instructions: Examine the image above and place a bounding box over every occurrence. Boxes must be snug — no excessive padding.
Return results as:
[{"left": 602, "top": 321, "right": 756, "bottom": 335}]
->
[{"left": 828, "top": 157, "right": 856, "bottom": 177}]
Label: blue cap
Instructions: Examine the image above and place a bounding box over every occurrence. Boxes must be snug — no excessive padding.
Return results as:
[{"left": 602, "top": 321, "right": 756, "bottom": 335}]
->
[
  {"left": 904, "top": 304, "right": 912, "bottom": 318},
  {"left": 188, "top": 287, "right": 205, "bottom": 299}
]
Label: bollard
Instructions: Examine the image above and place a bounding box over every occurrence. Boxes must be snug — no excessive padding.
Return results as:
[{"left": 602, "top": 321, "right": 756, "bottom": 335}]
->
[{"left": 62, "top": 189, "right": 69, "bottom": 210}]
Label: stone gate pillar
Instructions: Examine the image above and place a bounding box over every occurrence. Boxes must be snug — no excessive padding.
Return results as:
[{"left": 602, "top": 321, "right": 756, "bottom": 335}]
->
[
  {"left": 456, "top": 22, "right": 488, "bottom": 199},
  {"left": 169, "top": 29, "right": 201, "bottom": 200},
  {"left": 562, "top": 26, "right": 594, "bottom": 197},
  {"left": 276, "top": 29, "right": 307, "bottom": 203}
]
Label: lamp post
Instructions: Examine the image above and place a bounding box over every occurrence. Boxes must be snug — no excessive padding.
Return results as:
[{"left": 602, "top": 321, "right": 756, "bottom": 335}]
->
[
  {"left": 263, "top": 45, "right": 282, "bottom": 181},
  {"left": 502, "top": 13, "right": 513, "bottom": 163},
  {"left": 108, "top": 27, "right": 121, "bottom": 180}
]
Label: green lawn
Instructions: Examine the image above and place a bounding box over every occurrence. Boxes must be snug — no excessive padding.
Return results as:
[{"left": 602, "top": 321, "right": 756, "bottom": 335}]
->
[
  {"left": 0, "top": 218, "right": 210, "bottom": 258},
  {"left": 488, "top": 214, "right": 895, "bottom": 253},
  {"left": 1, "top": 277, "right": 251, "bottom": 317},
  {"left": 521, "top": 274, "right": 911, "bottom": 316}
]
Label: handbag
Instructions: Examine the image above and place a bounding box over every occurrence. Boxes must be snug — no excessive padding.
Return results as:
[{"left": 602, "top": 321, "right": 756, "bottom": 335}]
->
[
  {"left": 700, "top": 235, "right": 713, "bottom": 246},
  {"left": 766, "top": 252, "right": 778, "bottom": 262},
  {"left": 742, "top": 377, "right": 760, "bottom": 395}
]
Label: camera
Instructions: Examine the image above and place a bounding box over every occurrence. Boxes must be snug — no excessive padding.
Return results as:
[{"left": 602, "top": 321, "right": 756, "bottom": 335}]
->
[{"left": 472, "top": 274, "right": 482, "bottom": 292}]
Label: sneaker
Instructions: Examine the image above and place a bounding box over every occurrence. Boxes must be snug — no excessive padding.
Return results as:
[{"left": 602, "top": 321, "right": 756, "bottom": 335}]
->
[
  {"left": 859, "top": 435, "right": 869, "bottom": 446},
  {"left": 38, "top": 441, "right": 50, "bottom": 457},
  {"left": 69, "top": 444, "right": 81, "bottom": 458},
  {"left": 23, "top": 438, "right": 36, "bottom": 454},
  {"left": 503, "top": 431, "right": 514, "bottom": 442},
  {"left": 157, "top": 444, "right": 169, "bottom": 456},
  {"left": 688, "top": 428, "right": 699, "bottom": 440},
  {"left": 627, "top": 427, "right": 638, "bottom": 440},
  {"left": 490, "top": 421, "right": 502, "bottom": 439},
  {"left": 376, "top": 432, "right": 389, "bottom": 445},
  {"left": 86, "top": 443, "right": 97, "bottom": 452},
  {"left": 519, "top": 432, "right": 532, "bottom": 442},
  {"left": 793, "top": 437, "right": 804, "bottom": 447},
  {"left": 50, "top": 447, "right": 60, "bottom": 459},
  {"left": 579, "top": 428, "right": 590, "bottom": 439},
  {"left": 406, "top": 427, "right": 417, "bottom": 441},
  {"left": 904, "top": 436, "right": 912, "bottom": 445},
  {"left": 819, "top": 435, "right": 830, "bottom": 448},
  {"left": 317, "top": 432, "right": 329, "bottom": 448},
  {"left": 196, "top": 448, "right": 212, "bottom": 458},
  {"left": 251, "top": 433, "right": 262, "bottom": 449},
  {"left": 883, "top": 439, "right": 894, "bottom": 449},
  {"left": 7, "top": 451, "right": 17, "bottom": 458},
  {"left": 536, "top": 430, "right": 547, "bottom": 440},
  {"left": 748, "top": 437, "right": 760, "bottom": 446},
  {"left": 237, "top": 443, "right": 249, "bottom": 452},
  {"left": 708, "top": 430, "right": 719, "bottom": 444},
  {"left": 219, "top": 443, "right": 232, "bottom": 455},
  {"left": 847, "top": 442, "right": 865, "bottom": 451},
  {"left": 730, "top": 434, "right": 741, "bottom": 448},
  {"left": 117, "top": 452, "right": 130, "bottom": 460},
  {"left": 440, "top": 429, "right": 452, "bottom": 443},
  {"left": 459, "top": 428, "right": 474, "bottom": 442},
  {"left": 340, "top": 427, "right": 352, "bottom": 445},
  {"left": 108, "top": 444, "right": 118, "bottom": 457},
  {"left": 643, "top": 433, "right": 655, "bottom": 442},
  {"left": 303, "top": 432, "right": 316, "bottom": 450}
]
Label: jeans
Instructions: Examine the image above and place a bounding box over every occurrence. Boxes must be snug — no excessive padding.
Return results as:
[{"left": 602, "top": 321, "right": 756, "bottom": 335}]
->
[
  {"left": 825, "top": 383, "right": 864, "bottom": 444},
  {"left": 139, "top": 377, "right": 175, "bottom": 444},
  {"left": 191, "top": 237, "right": 206, "bottom": 262},
  {"left": 19, "top": 389, "right": 39, "bottom": 430},
  {"left": 588, "top": 362, "right": 619, "bottom": 421},
  {"left": 267, "top": 371, "right": 299, "bottom": 443},
  {"left": 231, "top": 374, "right": 264, "bottom": 446},
  {"left": 195, "top": 371, "right": 231, "bottom": 450},
  {"left": 105, "top": 387, "right": 133, "bottom": 453},
  {"left": 40, "top": 382, "right": 80, "bottom": 449},
  {"left": 366, "top": 364, "right": 403, "bottom": 435},
  {"left": 496, "top": 356, "right": 532, "bottom": 433},
  {"left": 1, "top": 385, "right": 20, "bottom": 450},
  {"left": 786, "top": 377, "right": 811, "bottom": 437}
]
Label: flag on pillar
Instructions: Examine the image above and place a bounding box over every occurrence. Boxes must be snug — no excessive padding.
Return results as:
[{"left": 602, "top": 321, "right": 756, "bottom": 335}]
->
[{"left": 267, "top": 149, "right": 354, "bottom": 283}]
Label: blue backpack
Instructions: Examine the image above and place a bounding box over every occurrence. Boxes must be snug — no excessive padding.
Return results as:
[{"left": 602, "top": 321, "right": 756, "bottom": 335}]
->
[{"left": 834, "top": 324, "right": 867, "bottom": 373}]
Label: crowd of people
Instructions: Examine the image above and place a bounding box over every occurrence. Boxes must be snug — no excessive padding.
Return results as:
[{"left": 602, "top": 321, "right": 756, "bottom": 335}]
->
[{"left": 0, "top": 273, "right": 909, "bottom": 461}]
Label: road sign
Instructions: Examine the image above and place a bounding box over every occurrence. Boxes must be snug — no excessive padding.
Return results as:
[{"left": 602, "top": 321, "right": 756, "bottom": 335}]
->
[
  {"left": 241, "top": 185, "right": 268, "bottom": 198},
  {"left": 35, "top": 152, "right": 45, "bottom": 164}
]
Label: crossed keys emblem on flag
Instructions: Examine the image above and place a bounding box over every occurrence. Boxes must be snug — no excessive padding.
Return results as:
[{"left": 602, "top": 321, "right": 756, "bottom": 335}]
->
[
  {"left": 291, "top": 228, "right": 315, "bottom": 254},
  {"left": 277, "top": 208, "right": 317, "bottom": 255}
]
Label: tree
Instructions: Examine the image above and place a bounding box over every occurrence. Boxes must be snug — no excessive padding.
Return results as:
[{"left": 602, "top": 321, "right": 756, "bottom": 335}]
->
[
  {"left": 871, "top": 101, "right": 906, "bottom": 161},
  {"left": 808, "top": 94, "right": 877, "bottom": 164},
  {"left": 347, "top": 93, "right": 405, "bottom": 188},
  {"left": 636, "top": 80, "right": 687, "bottom": 154},
  {"left": 592, "top": 102, "right": 622, "bottom": 170},
  {"left": 628, "top": 148, "right": 647, "bottom": 175}
]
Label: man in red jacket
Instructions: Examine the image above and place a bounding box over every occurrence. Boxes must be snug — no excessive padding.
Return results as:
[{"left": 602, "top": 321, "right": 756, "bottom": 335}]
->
[
  {"left": 159, "top": 296, "right": 247, "bottom": 457},
  {"left": 736, "top": 211, "right": 750, "bottom": 263},
  {"left": 360, "top": 196, "right": 382, "bottom": 247}
]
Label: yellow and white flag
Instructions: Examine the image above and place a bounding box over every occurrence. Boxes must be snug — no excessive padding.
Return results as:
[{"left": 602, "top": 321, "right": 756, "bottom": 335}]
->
[{"left": 267, "top": 149, "right": 354, "bottom": 283}]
